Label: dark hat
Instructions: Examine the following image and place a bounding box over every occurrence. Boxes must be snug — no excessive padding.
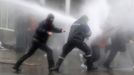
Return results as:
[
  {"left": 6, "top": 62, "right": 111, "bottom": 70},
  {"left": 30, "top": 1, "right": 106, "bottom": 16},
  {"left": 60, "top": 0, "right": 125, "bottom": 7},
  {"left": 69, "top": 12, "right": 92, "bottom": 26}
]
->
[{"left": 47, "top": 13, "right": 54, "bottom": 19}]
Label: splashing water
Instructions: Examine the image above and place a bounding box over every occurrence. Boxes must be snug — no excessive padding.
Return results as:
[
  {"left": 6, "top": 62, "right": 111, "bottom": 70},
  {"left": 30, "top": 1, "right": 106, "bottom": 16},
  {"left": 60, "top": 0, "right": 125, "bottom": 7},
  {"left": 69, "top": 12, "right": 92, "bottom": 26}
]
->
[
  {"left": 1, "top": 0, "right": 75, "bottom": 25},
  {"left": 1, "top": 0, "right": 111, "bottom": 37},
  {"left": 1, "top": 0, "right": 134, "bottom": 71},
  {"left": 82, "top": 0, "right": 110, "bottom": 38}
]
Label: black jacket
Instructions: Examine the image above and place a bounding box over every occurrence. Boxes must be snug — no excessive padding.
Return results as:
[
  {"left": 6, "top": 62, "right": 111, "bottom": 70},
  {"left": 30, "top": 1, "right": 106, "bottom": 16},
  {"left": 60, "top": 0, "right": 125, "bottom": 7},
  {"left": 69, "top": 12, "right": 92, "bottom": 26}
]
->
[
  {"left": 68, "top": 22, "right": 91, "bottom": 41},
  {"left": 110, "top": 31, "right": 127, "bottom": 51},
  {"left": 34, "top": 20, "right": 62, "bottom": 42}
]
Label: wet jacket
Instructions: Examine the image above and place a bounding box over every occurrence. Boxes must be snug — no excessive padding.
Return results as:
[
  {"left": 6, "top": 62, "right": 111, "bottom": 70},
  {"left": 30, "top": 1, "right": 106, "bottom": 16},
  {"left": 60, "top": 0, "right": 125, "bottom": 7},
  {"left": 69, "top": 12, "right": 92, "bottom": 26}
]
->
[
  {"left": 34, "top": 20, "right": 62, "bottom": 42},
  {"left": 68, "top": 23, "right": 91, "bottom": 41}
]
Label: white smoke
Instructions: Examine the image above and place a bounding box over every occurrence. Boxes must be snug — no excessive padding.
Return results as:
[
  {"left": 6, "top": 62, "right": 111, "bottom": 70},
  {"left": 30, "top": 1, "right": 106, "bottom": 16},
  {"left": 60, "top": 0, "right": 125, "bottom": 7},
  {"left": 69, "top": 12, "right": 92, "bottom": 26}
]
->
[
  {"left": 0, "top": 0, "right": 75, "bottom": 24},
  {"left": 82, "top": 0, "right": 110, "bottom": 38}
]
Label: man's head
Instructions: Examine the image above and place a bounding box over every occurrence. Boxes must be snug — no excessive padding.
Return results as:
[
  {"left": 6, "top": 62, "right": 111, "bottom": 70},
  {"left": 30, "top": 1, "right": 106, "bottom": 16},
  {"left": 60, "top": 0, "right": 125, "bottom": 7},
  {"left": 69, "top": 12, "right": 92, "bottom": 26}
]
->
[
  {"left": 75, "top": 15, "right": 89, "bottom": 24},
  {"left": 80, "top": 15, "right": 89, "bottom": 23},
  {"left": 46, "top": 13, "right": 54, "bottom": 23}
]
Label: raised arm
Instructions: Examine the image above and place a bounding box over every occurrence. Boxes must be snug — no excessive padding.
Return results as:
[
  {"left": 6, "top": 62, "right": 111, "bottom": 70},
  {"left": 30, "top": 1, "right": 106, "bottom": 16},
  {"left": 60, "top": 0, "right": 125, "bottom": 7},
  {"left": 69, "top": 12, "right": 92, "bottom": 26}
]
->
[{"left": 51, "top": 24, "right": 63, "bottom": 33}]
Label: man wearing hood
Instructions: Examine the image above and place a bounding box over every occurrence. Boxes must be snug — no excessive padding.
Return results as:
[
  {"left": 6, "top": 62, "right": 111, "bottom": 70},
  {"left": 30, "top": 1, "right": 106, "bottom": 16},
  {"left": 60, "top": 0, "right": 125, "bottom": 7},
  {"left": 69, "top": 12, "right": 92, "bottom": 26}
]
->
[
  {"left": 103, "top": 29, "right": 128, "bottom": 69},
  {"left": 13, "top": 14, "right": 65, "bottom": 73},
  {"left": 52, "top": 15, "right": 92, "bottom": 72}
]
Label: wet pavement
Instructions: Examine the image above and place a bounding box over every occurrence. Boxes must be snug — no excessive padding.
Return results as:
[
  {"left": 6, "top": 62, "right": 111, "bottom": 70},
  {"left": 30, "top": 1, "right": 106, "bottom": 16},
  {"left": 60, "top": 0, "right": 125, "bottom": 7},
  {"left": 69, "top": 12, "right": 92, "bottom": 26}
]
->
[{"left": 0, "top": 49, "right": 134, "bottom": 75}]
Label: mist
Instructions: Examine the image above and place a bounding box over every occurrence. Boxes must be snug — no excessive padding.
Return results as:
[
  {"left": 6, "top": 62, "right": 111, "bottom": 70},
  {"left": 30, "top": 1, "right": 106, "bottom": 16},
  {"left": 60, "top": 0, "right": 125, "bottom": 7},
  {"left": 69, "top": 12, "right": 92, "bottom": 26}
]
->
[{"left": 0, "top": 0, "right": 134, "bottom": 74}]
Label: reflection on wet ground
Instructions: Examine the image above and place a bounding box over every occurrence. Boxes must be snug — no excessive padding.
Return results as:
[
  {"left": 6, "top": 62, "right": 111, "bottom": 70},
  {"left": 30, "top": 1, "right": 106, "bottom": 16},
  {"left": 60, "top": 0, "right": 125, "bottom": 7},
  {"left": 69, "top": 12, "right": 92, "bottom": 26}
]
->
[{"left": 0, "top": 49, "right": 134, "bottom": 75}]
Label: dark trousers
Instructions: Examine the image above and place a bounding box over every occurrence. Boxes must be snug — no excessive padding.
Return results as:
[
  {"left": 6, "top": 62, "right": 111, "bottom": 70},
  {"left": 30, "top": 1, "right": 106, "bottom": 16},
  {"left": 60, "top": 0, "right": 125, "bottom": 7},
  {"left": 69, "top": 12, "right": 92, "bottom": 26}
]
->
[
  {"left": 104, "top": 49, "right": 118, "bottom": 67},
  {"left": 56, "top": 39, "right": 91, "bottom": 69},
  {"left": 61, "top": 39, "right": 91, "bottom": 58},
  {"left": 14, "top": 39, "right": 55, "bottom": 70},
  {"left": 91, "top": 45, "right": 100, "bottom": 62},
  {"left": 85, "top": 45, "right": 100, "bottom": 69}
]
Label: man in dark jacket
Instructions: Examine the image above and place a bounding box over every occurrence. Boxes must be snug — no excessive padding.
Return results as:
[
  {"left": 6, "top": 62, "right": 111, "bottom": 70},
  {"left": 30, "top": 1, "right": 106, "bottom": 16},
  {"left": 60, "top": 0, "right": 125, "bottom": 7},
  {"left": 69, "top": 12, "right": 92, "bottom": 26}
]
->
[
  {"left": 103, "top": 30, "right": 128, "bottom": 69},
  {"left": 52, "top": 15, "right": 92, "bottom": 72},
  {"left": 13, "top": 14, "right": 64, "bottom": 73}
]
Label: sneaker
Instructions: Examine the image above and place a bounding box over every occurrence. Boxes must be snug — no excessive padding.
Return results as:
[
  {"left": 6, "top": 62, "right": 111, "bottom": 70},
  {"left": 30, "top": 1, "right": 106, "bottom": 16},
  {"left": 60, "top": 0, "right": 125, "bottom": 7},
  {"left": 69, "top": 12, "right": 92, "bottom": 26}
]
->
[
  {"left": 49, "top": 67, "right": 59, "bottom": 73},
  {"left": 12, "top": 66, "right": 21, "bottom": 73}
]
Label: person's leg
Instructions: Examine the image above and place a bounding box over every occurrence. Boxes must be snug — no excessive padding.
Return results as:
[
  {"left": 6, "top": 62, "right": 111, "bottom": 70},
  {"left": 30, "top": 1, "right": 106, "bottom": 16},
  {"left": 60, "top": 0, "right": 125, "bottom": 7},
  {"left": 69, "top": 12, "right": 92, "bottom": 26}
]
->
[
  {"left": 76, "top": 41, "right": 94, "bottom": 71},
  {"left": 53, "top": 41, "right": 75, "bottom": 72},
  {"left": 40, "top": 45, "right": 55, "bottom": 71},
  {"left": 91, "top": 45, "right": 100, "bottom": 62},
  {"left": 76, "top": 41, "right": 92, "bottom": 56},
  {"left": 13, "top": 40, "right": 39, "bottom": 72},
  {"left": 90, "top": 45, "right": 100, "bottom": 68},
  {"left": 103, "top": 50, "right": 118, "bottom": 69}
]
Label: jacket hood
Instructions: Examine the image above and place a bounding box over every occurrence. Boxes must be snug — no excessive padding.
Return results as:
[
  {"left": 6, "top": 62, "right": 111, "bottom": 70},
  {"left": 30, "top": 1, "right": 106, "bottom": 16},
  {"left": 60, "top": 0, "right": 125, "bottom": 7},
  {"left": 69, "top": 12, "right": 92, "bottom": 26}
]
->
[{"left": 74, "top": 15, "right": 88, "bottom": 24}]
